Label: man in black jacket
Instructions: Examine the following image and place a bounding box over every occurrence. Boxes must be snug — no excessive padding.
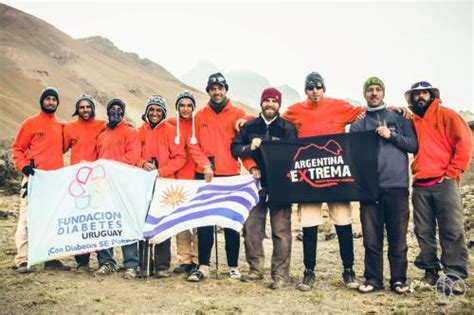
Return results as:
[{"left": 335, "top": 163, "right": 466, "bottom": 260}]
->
[
  {"left": 231, "top": 87, "right": 297, "bottom": 289},
  {"left": 350, "top": 77, "right": 418, "bottom": 294}
]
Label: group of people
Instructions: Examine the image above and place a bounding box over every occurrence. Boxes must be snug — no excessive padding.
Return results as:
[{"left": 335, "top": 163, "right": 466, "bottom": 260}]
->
[{"left": 11, "top": 71, "right": 472, "bottom": 294}]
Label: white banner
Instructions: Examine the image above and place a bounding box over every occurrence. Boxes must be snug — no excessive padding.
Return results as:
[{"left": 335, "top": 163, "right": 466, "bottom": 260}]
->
[
  {"left": 27, "top": 160, "right": 156, "bottom": 267},
  {"left": 143, "top": 175, "right": 260, "bottom": 244}
]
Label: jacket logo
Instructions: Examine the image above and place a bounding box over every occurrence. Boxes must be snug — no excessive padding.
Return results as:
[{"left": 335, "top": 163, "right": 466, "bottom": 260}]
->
[
  {"left": 71, "top": 138, "right": 78, "bottom": 146},
  {"left": 34, "top": 131, "right": 46, "bottom": 139}
]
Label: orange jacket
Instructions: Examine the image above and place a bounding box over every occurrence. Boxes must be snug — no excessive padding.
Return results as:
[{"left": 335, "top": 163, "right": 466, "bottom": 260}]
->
[
  {"left": 63, "top": 118, "right": 107, "bottom": 165},
  {"left": 167, "top": 117, "right": 197, "bottom": 179},
  {"left": 12, "top": 111, "right": 64, "bottom": 171},
  {"left": 137, "top": 120, "right": 186, "bottom": 178},
  {"left": 190, "top": 100, "right": 246, "bottom": 175},
  {"left": 96, "top": 120, "right": 141, "bottom": 166},
  {"left": 411, "top": 98, "right": 472, "bottom": 182},
  {"left": 282, "top": 97, "right": 364, "bottom": 137}
]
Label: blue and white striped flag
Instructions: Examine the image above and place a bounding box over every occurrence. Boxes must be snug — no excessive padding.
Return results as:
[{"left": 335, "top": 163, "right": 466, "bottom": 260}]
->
[{"left": 143, "top": 175, "right": 260, "bottom": 244}]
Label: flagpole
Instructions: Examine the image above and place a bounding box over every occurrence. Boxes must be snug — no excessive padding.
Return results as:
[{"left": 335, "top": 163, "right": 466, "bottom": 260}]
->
[{"left": 215, "top": 225, "right": 219, "bottom": 279}]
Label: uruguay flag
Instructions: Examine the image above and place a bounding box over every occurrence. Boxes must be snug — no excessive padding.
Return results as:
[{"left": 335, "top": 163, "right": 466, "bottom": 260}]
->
[{"left": 143, "top": 175, "right": 260, "bottom": 244}]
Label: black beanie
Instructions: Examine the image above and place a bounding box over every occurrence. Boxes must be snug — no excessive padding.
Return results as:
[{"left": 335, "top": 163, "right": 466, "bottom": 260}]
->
[
  {"left": 39, "top": 87, "right": 59, "bottom": 107},
  {"left": 107, "top": 99, "right": 126, "bottom": 113},
  {"left": 206, "top": 72, "right": 228, "bottom": 92}
]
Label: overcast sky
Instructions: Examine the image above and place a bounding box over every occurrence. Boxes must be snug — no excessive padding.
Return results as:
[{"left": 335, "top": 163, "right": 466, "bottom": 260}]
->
[{"left": 6, "top": 1, "right": 473, "bottom": 111}]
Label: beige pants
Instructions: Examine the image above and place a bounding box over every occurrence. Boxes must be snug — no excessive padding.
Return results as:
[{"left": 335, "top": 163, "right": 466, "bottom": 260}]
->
[
  {"left": 176, "top": 229, "right": 198, "bottom": 265},
  {"left": 298, "top": 202, "right": 352, "bottom": 227},
  {"left": 14, "top": 176, "right": 28, "bottom": 267}
]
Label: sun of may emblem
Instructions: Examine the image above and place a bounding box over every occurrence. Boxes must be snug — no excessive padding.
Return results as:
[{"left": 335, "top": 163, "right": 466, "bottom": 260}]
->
[{"left": 160, "top": 185, "right": 188, "bottom": 208}]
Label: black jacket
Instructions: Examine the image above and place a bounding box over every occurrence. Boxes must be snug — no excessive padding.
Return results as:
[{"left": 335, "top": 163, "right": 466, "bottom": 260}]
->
[{"left": 231, "top": 114, "right": 297, "bottom": 188}]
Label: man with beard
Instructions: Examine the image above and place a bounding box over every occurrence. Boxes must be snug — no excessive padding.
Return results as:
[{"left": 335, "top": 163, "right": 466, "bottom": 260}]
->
[
  {"left": 186, "top": 72, "right": 249, "bottom": 282},
  {"left": 12, "top": 86, "right": 70, "bottom": 273},
  {"left": 137, "top": 95, "right": 186, "bottom": 278},
  {"left": 231, "top": 87, "right": 297, "bottom": 289},
  {"left": 406, "top": 81, "right": 472, "bottom": 293},
  {"left": 95, "top": 99, "right": 141, "bottom": 279},
  {"left": 63, "top": 94, "right": 108, "bottom": 273},
  {"left": 282, "top": 72, "right": 364, "bottom": 291},
  {"left": 350, "top": 77, "right": 417, "bottom": 294},
  {"left": 167, "top": 91, "right": 203, "bottom": 274}
]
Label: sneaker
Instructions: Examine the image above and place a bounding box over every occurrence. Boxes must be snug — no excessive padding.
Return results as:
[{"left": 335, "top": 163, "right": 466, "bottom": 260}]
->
[
  {"left": 155, "top": 269, "right": 172, "bottom": 278},
  {"left": 173, "top": 264, "right": 194, "bottom": 274},
  {"left": 44, "top": 260, "right": 71, "bottom": 271},
  {"left": 75, "top": 263, "right": 90, "bottom": 273},
  {"left": 424, "top": 269, "right": 439, "bottom": 286},
  {"left": 229, "top": 268, "right": 241, "bottom": 279},
  {"left": 15, "top": 262, "right": 36, "bottom": 274},
  {"left": 269, "top": 277, "right": 285, "bottom": 290},
  {"left": 241, "top": 270, "right": 264, "bottom": 282},
  {"left": 123, "top": 268, "right": 138, "bottom": 279},
  {"left": 93, "top": 264, "right": 115, "bottom": 277},
  {"left": 342, "top": 268, "right": 359, "bottom": 289},
  {"left": 297, "top": 269, "right": 315, "bottom": 292},
  {"left": 187, "top": 270, "right": 205, "bottom": 282},
  {"left": 296, "top": 231, "right": 304, "bottom": 241}
]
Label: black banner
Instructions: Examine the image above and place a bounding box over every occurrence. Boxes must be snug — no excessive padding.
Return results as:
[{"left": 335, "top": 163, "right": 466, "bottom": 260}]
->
[{"left": 261, "top": 131, "right": 379, "bottom": 204}]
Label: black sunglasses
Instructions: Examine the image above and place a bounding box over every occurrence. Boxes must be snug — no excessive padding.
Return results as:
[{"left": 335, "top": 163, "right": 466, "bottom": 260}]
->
[
  {"left": 306, "top": 81, "right": 324, "bottom": 90},
  {"left": 411, "top": 81, "right": 432, "bottom": 89}
]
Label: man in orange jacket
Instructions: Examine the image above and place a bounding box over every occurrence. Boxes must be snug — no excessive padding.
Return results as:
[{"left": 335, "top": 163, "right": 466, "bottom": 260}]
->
[
  {"left": 95, "top": 98, "right": 142, "bottom": 279},
  {"left": 63, "top": 94, "right": 107, "bottom": 272},
  {"left": 11, "top": 86, "right": 70, "bottom": 273},
  {"left": 186, "top": 72, "right": 249, "bottom": 282},
  {"left": 137, "top": 95, "right": 186, "bottom": 278},
  {"left": 406, "top": 81, "right": 472, "bottom": 292},
  {"left": 167, "top": 91, "right": 200, "bottom": 274},
  {"left": 282, "top": 72, "right": 364, "bottom": 291}
]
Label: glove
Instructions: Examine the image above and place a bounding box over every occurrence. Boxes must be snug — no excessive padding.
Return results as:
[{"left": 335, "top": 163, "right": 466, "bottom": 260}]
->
[{"left": 22, "top": 165, "right": 35, "bottom": 176}]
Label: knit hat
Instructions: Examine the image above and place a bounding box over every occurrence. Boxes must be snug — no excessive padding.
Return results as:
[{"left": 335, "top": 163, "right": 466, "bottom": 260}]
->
[
  {"left": 363, "top": 77, "right": 385, "bottom": 95},
  {"left": 260, "top": 87, "right": 282, "bottom": 105},
  {"left": 206, "top": 72, "right": 228, "bottom": 92},
  {"left": 404, "top": 81, "right": 440, "bottom": 105},
  {"left": 142, "top": 95, "right": 167, "bottom": 125},
  {"left": 107, "top": 98, "right": 126, "bottom": 112},
  {"left": 175, "top": 90, "right": 196, "bottom": 110},
  {"left": 39, "top": 86, "right": 59, "bottom": 107},
  {"left": 72, "top": 94, "right": 96, "bottom": 117},
  {"left": 174, "top": 91, "right": 197, "bottom": 145},
  {"left": 305, "top": 72, "right": 325, "bottom": 92}
]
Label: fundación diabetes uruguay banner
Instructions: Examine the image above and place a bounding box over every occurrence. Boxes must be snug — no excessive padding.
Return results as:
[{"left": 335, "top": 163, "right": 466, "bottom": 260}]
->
[
  {"left": 27, "top": 160, "right": 260, "bottom": 266},
  {"left": 27, "top": 160, "right": 157, "bottom": 267},
  {"left": 260, "top": 131, "right": 379, "bottom": 205}
]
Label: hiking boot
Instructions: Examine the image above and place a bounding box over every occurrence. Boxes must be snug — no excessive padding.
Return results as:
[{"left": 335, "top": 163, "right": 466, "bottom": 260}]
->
[
  {"left": 15, "top": 262, "right": 36, "bottom": 274},
  {"left": 269, "top": 277, "right": 285, "bottom": 290},
  {"left": 123, "top": 268, "right": 138, "bottom": 279},
  {"left": 173, "top": 264, "right": 194, "bottom": 274},
  {"left": 75, "top": 263, "right": 90, "bottom": 273},
  {"left": 93, "top": 264, "right": 115, "bottom": 277},
  {"left": 187, "top": 270, "right": 205, "bottom": 282},
  {"left": 44, "top": 260, "right": 71, "bottom": 271},
  {"left": 241, "top": 270, "right": 264, "bottom": 282},
  {"left": 423, "top": 269, "right": 439, "bottom": 286},
  {"left": 342, "top": 268, "right": 359, "bottom": 289},
  {"left": 297, "top": 269, "right": 315, "bottom": 292},
  {"left": 155, "top": 269, "right": 172, "bottom": 278},
  {"left": 229, "top": 268, "right": 241, "bottom": 279}
]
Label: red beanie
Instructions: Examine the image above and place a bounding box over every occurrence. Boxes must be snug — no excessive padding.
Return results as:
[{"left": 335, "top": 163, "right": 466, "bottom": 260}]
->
[{"left": 260, "top": 87, "right": 282, "bottom": 105}]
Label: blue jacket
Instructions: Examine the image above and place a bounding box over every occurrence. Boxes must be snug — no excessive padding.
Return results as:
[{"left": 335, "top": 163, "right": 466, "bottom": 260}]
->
[{"left": 349, "top": 109, "right": 418, "bottom": 188}]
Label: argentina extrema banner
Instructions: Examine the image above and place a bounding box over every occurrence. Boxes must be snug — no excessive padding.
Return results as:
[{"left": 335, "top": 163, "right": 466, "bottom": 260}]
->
[{"left": 260, "top": 131, "right": 379, "bottom": 205}]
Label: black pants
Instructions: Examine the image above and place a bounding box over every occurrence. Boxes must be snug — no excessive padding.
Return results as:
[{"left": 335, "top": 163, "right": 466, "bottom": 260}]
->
[
  {"left": 154, "top": 238, "right": 171, "bottom": 271},
  {"left": 195, "top": 173, "right": 240, "bottom": 268},
  {"left": 360, "top": 188, "right": 409, "bottom": 287}
]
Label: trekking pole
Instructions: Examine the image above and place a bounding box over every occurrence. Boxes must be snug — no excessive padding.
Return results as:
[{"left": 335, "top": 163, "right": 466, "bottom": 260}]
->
[{"left": 215, "top": 225, "right": 219, "bottom": 279}]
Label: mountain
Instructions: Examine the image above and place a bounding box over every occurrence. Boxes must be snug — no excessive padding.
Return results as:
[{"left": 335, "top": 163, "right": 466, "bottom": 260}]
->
[
  {"left": 0, "top": 4, "right": 255, "bottom": 140},
  {"left": 181, "top": 60, "right": 302, "bottom": 110}
]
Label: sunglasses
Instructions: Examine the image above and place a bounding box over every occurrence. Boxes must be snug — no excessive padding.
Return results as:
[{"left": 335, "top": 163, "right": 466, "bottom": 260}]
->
[
  {"left": 306, "top": 81, "right": 324, "bottom": 90},
  {"left": 411, "top": 81, "right": 432, "bottom": 89},
  {"left": 209, "top": 76, "right": 226, "bottom": 84}
]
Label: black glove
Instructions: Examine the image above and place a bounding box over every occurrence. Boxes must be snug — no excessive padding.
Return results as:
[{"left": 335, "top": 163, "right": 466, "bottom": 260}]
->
[{"left": 22, "top": 165, "right": 35, "bottom": 176}]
